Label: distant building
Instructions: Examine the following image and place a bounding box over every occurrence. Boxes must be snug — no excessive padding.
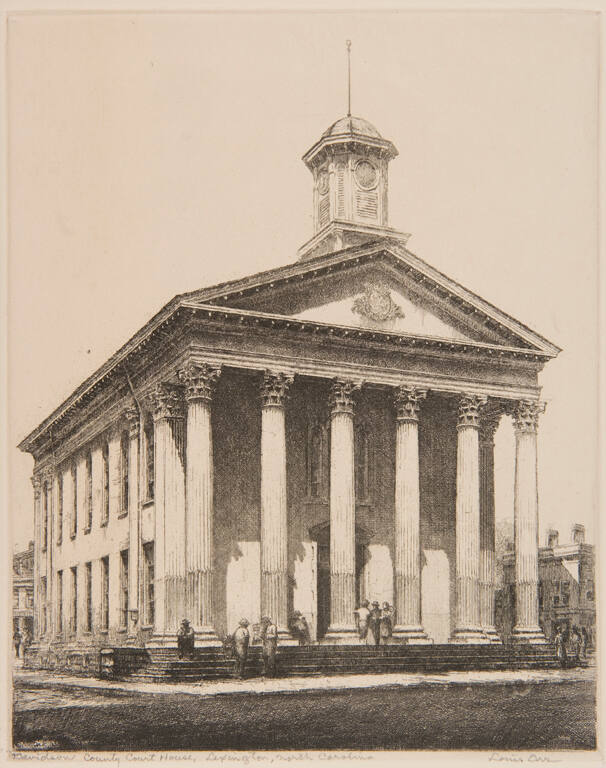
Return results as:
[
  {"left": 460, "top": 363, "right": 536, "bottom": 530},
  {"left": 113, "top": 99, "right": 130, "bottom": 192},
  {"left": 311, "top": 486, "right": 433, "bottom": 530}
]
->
[
  {"left": 13, "top": 542, "right": 35, "bottom": 640},
  {"left": 498, "top": 525, "right": 595, "bottom": 644}
]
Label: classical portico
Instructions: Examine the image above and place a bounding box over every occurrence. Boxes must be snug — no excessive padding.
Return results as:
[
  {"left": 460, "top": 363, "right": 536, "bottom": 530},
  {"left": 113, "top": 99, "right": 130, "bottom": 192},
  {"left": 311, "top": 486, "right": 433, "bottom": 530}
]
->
[{"left": 20, "top": 109, "right": 560, "bottom": 667}]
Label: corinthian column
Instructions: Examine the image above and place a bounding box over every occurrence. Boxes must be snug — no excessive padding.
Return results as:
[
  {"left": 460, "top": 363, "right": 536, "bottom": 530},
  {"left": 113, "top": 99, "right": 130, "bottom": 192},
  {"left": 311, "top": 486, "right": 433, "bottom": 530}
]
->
[
  {"left": 32, "top": 475, "right": 42, "bottom": 642},
  {"left": 325, "top": 379, "right": 360, "bottom": 644},
  {"left": 260, "top": 371, "right": 294, "bottom": 641},
  {"left": 451, "top": 393, "right": 490, "bottom": 644},
  {"left": 512, "top": 399, "right": 547, "bottom": 644},
  {"left": 392, "top": 386, "right": 430, "bottom": 643},
  {"left": 479, "top": 407, "right": 501, "bottom": 643},
  {"left": 125, "top": 407, "right": 140, "bottom": 642},
  {"left": 149, "top": 383, "right": 186, "bottom": 645},
  {"left": 179, "top": 362, "right": 222, "bottom": 646}
]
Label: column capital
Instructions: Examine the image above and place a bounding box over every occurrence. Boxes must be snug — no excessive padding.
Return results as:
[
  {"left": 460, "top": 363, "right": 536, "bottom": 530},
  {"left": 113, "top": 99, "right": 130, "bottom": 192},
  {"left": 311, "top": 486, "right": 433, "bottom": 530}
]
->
[
  {"left": 479, "top": 407, "right": 502, "bottom": 444},
  {"left": 31, "top": 475, "right": 42, "bottom": 499},
  {"left": 260, "top": 371, "right": 294, "bottom": 408},
  {"left": 512, "top": 399, "right": 546, "bottom": 434},
  {"left": 151, "top": 383, "right": 185, "bottom": 422},
  {"left": 125, "top": 406, "right": 140, "bottom": 439},
  {"left": 394, "top": 386, "right": 427, "bottom": 422},
  {"left": 457, "top": 393, "right": 488, "bottom": 429},
  {"left": 41, "top": 466, "right": 55, "bottom": 484},
  {"left": 178, "top": 362, "right": 222, "bottom": 403},
  {"left": 329, "top": 379, "right": 361, "bottom": 416}
]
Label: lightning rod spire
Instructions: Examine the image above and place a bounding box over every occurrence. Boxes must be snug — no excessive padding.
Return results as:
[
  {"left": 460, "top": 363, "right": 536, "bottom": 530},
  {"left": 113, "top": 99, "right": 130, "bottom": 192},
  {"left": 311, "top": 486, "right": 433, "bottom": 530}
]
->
[{"left": 346, "top": 40, "right": 352, "bottom": 117}]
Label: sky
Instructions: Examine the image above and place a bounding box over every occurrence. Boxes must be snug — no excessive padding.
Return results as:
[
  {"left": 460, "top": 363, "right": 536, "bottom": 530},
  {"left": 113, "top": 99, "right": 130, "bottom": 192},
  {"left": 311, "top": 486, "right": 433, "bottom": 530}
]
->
[{"left": 7, "top": 10, "right": 599, "bottom": 552}]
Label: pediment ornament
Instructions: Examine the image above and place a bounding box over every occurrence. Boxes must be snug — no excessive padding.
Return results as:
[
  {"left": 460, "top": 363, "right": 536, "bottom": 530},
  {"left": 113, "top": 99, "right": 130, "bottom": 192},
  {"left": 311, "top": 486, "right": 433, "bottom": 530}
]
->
[{"left": 352, "top": 283, "right": 404, "bottom": 323}]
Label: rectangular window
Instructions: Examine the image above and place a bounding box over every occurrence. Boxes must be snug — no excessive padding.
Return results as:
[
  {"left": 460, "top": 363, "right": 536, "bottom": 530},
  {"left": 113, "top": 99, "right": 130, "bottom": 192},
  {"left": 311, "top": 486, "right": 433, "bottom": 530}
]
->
[
  {"left": 85, "top": 452, "right": 93, "bottom": 531},
  {"left": 561, "top": 581, "right": 570, "bottom": 607},
  {"left": 145, "top": 417, "right": 154, "bottom": 501},
  {"left": 85, "top": 562, "right": 92, "bottom": 632},
  {"left": 70, "top": 566, "right": 78, "bottom": 635},
  {"left": 71, "top": 464, "right": 78, "bottom": 539},
  {"left": 101, "top": 556, "right": 109, "bottom": 631},
  {"left": 57, "top": 473, "right": 63, "bottom": 545},
  {"left": 42, "top": 481, "right": 49, "bottom": 551},
  {"left": 40, "top": 577, "right": 47, "bottom": 635},
  {"left": 120, "top": 550, "right": 129, "bottom": 629},
  {"left": 57, "top": 570, "right": 63, "bottom": 636},
  {"left": 120, "top": 431, "right": 129, "bottom": 515},
  {"left": 143, "top": 542, "right": 155, "bottom": 626},
  {"left": 101, "top": 442, "right": 110, "bottom": 525}
]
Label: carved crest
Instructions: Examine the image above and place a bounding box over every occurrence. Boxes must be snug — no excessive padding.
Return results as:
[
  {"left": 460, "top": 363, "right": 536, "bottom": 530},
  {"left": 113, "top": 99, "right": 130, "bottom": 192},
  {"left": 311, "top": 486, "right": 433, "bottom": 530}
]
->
[{"left": 352, "top": 284, "right": 404, "bottom": 323}]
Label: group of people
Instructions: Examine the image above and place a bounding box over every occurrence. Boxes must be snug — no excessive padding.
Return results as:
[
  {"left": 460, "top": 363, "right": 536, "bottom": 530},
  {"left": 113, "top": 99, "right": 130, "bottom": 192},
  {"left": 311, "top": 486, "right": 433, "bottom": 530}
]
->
[
  {"left": 354, "top": 600, "right": 394, "bottom": 645},
  {"left": 554, "top": 624, "right": 589, "bottom": 668},
  {"left": 226, "top": 616, "right": 279, "bottom": 678}
]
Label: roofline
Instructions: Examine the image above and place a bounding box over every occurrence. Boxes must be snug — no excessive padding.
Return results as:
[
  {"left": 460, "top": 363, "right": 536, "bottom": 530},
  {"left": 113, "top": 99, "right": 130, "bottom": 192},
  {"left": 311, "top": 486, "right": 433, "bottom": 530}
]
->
[
  {"left": 182, "top": 239, "right": 562, "bottom": 356},
  {"left": 19, "top": 296, "right": 551, "bottom": 456}
]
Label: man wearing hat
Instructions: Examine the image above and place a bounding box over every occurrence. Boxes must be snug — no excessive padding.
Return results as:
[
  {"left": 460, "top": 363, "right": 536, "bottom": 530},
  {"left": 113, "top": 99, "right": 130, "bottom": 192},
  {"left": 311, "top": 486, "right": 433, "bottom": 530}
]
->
[
  {"left": 260, "top": 616, "right": 278, "bottom": 677},
  {"left": 369, "top": 602, "right": 382, "bottom": 646},
  {"left": 233, "top": 618, "right": 250, "bottom": 678},
  {"left": 177, "top": 618, "right": 195, "bottom": 660}
]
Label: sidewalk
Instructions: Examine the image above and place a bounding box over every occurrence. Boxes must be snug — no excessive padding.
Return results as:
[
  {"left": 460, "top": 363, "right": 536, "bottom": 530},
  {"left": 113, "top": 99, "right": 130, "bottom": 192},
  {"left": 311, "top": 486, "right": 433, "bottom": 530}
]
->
[{"left": 14, "top": 664, "right": 594, "bottom": 700}]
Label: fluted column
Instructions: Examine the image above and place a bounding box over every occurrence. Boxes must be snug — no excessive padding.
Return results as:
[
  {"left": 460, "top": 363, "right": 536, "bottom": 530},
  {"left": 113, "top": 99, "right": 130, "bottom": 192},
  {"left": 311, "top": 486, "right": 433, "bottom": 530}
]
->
[
  {"left": 451, "top": 393, "right": 490, "bottom": 643},
  {"left": 179, "top": 362, "right": 222, "bottom": 646},
  {"left": 32, "top": 475, "right": 42, "bottom": 642},
  {"left": 149, "top": 383, "right": 186, "bottom": 644},
  {"left": 479, "top": 408, "right": 501, "bottom": 643},
  {"left": 392, "top": 386, "right": 430, "bottom": 643},
  {"left": 125, "top": 407, "right": 141, "bottom": 642},
  {"left": 260, "top": 371, "right": 294, "bottom": 641},
  {"left": 325, "top": 379, "right": 360, "bottom": 643},
  {"left": 512, "top": 400, "right": 547, "bottom": 644}
]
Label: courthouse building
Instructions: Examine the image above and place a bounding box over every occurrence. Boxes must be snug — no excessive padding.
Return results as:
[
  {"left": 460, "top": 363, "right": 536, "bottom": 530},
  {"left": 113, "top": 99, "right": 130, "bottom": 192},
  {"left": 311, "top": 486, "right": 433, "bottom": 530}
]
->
[{"left": 19, "top": 111, "right": 561, "bottom": 663}]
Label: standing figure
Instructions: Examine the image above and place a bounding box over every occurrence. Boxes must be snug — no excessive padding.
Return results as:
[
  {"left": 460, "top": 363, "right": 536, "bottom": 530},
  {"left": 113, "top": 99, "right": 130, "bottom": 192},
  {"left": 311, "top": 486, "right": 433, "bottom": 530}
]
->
[
  {"left": 554, "top": 627, "right": 567, "bottom": 669},
  {"left": 177, "top": 618, "right": 195, "bottom": 660},
  {"left": 290, "top": 611, "right": 311, "bottom": 646},
  {"left": 580, "top": 627, "right": 589, "bottom": 661},
  {"left": 354, "top": 600, "right": 370, "bottom": 643},
  {"left": 569, "top": 625, "right": 581, "bottom": 667},
  {"left": 233, "top": 618, "right": 250, "bottom": 678},
  {"left": 260, "top": 616, "right": 278, "bottom": 677},
  {"left": 369, "top": 601, "right": 381, "bottom": 646},
  {"left": 380, "top": 602, "right": 394, "bottom": 645},
  {"left": 13, "top": 629, "right": 21, "bottom": 659}
]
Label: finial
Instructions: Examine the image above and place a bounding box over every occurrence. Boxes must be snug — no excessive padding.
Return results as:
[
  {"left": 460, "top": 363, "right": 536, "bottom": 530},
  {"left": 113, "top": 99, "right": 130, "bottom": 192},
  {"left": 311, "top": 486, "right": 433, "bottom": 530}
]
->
[{"left": 346, "top": 40, "right": 352, "bottom": 117}]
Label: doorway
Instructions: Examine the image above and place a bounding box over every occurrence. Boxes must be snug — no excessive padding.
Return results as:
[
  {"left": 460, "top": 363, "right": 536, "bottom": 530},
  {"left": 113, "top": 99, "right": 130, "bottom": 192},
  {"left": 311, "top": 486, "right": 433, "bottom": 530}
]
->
[{"left": 310, "top": 522, "right": 372, "bottom": 640}]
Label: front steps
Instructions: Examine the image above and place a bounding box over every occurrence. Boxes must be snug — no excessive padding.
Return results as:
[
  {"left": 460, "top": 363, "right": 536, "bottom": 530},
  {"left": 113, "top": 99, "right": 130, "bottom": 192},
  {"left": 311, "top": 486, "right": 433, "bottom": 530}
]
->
[{"left": 110, "top": 643, "right": 559, "bottom": 683}]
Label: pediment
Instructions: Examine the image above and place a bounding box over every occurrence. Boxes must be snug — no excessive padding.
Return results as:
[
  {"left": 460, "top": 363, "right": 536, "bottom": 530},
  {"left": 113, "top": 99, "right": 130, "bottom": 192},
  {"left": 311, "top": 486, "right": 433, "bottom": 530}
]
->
[{"left": 183, "top": 240, "right": 560, "bottom": 355}]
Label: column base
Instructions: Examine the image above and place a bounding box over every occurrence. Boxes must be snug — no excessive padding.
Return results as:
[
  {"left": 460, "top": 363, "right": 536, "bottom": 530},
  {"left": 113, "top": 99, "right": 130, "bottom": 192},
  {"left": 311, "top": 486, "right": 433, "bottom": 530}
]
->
[
  {"left": 276, "top": 628, "right": 299, "bottom": 646},
  {"left": 450, "top": 628, "right": 492, "bottom": 644},
  {"left": 392, "top": 626, "right": 433, "bottom": 645},
  {"left": 321, "top": 626, "right": 361, "bottom": 645},
  {"left": 482, "top": 627, "right": 502, "bottom": 644},
  {"left": 511, "top": 626, "right": 547, "bottom": 645}
]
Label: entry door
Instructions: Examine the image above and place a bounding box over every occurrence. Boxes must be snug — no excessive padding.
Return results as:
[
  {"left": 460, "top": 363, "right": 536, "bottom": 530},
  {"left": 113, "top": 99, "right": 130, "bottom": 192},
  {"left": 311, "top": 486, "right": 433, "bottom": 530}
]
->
[{"left": 317, "top": 544, "right": 331, "bottom": 640}]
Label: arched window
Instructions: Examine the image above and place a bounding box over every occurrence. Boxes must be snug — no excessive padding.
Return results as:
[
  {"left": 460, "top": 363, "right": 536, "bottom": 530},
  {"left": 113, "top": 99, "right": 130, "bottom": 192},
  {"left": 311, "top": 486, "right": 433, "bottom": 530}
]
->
[{"left": 354, "top": 423, "right": 372, "bottom": 503}]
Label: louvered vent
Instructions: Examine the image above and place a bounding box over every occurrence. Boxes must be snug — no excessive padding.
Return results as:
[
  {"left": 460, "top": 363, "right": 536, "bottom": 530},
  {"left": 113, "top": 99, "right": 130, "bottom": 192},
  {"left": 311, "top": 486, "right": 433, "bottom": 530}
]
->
[
  {"left": 336, "top": 165, "right": 346, "bottom": 218},
  {"left": 318, "top": 195, "right": 330, "bottom": 228},
  {"left": 356, "top": 191, "right": 378, "bottom": 219}
]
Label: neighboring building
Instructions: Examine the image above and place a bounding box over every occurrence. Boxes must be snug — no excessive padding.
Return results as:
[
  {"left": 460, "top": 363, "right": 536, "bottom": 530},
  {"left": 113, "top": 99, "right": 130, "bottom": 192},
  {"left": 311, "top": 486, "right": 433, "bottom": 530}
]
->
[
  {"left": 13, "top": 542, "right": 34, "bottom": 640},
  {"left": 19, "top": 103, "right": 561, "bottom": 670},
  {"left": 498, "top": 525, "right": 595, "bottom": 645}
]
